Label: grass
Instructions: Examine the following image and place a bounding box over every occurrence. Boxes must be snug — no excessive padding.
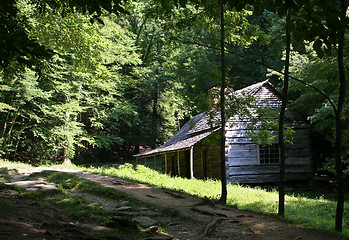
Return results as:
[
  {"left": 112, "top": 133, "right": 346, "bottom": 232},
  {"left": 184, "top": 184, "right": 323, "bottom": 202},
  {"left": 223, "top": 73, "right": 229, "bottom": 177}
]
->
[
  {"left": 0, "top": 199, "right": 13, "bottom": 212},
  {"left": 30, "top": 170, "right": 194, "bottom": 238},
  {"left": 0, "top": 159, "right": 35, "bottom": 172},
  {"left": 0, "top": 159, "right": 348, "bottom": 237},
  {"left": 32, "top": 170, "right": 132, "bottom": 201},
  {"left": 27, "top": 171, "right": 150, "bottom": 239},
  {"left": 85, "top": 163, "right": 349, "bottom": 238}
]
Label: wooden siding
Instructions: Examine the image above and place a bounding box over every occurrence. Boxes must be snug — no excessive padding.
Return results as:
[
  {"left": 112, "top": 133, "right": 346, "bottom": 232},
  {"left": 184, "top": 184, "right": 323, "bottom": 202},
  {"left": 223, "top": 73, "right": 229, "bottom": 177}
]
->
[
  {"left": 162, "top": 151, "right": 187, "bottom": 177},
  {"left": 228, "top": 165, "right": 312, "bottom": 175},
  {"left": 228, "top": 173, "right": 312, "bottom": 183},
  {"left": 193, "top": 143, "right": 221, "bottom": 179},
  {"left": 226, "top": 130, "right": 312, "bottom": 183},
  {"left": 225, "top": 85, "right": 312, "bottom": 183}
]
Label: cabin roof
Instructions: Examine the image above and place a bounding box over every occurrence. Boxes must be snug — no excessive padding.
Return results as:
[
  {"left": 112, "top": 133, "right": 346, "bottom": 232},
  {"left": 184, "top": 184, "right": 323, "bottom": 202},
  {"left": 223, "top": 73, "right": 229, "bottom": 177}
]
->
[
  {"left": 133, "top": 112, "right": 216, "bottom": 157},
  {"left": 133, "top": 80, "right": 279, "bottom": 158}
]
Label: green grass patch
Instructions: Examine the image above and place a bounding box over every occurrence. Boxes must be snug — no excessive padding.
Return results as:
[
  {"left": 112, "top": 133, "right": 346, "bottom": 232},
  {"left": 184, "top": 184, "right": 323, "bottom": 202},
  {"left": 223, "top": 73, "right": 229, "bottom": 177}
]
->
[
  {"left": 0, "top": 198, "right": 13, "bottom": 212},
  {"left": 84, "top": 163, "right": 349, "bottom": 238},
  {"left": 32, "top": 171, "right": 131, "bottom": 201},
  {"left": 0, "top": 159, "right": 35, "bottom": 172},
  {"left": 0, "top": 167, "right": 17, "bottom": 183},
  {"left": 30, "top": 171, "right": 147, "bottom": 238}
]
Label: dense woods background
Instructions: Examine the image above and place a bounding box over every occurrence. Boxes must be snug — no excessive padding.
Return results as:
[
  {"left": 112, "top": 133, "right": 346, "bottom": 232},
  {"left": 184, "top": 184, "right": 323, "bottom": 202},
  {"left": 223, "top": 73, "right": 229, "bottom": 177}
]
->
[{"left": 0, "top": 0, "right": 348, "bottom": 177}]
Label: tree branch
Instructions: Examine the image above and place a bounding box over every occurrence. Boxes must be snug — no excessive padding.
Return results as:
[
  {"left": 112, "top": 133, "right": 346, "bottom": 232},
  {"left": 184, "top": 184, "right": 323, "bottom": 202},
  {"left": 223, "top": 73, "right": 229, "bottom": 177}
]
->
[{"left": 180, "top": 40, "right": 337, "bottom": 112}]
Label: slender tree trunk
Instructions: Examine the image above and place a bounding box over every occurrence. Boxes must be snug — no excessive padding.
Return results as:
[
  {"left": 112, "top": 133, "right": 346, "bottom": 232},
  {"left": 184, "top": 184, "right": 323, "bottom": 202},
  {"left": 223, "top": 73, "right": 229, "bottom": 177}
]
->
[
  {"left": 152, "top": 85, "right": 158, "bottom": 146},
  {"left": 62, "top": 94, "right": 72, "bottom": 166},
  {"left": 218, "top": 0, "right": 227, "bottom": 204},
  {"left": 278, "top": 10, "right": 291, "bottom": 217},
  {"left": 334, "top": 0, "right": 347, "bottom": 232}
]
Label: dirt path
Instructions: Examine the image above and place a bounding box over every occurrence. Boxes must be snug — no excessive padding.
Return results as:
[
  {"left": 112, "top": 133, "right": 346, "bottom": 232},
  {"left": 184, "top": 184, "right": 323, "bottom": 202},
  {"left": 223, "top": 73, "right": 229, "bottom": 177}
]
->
[
  {"left": 1, "top": 166, "right": 347, "bottom": 240},
  {"left": 66, "top": 170, "right": 346, "bottom": 240}
]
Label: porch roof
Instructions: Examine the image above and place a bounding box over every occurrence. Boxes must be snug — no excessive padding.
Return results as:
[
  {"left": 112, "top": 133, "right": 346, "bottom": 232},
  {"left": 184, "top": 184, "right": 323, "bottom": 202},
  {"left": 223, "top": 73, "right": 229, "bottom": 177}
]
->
[
  {"left": 133, "top": 129, "right": 215, "bottom": 157},
  {"left": 134, "top": 112, "right": 214, "bottom": 157}
]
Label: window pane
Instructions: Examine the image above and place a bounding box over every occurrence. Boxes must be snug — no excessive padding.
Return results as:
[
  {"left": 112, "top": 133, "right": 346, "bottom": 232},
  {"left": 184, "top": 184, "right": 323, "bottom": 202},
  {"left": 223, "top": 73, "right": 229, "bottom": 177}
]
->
[{"left": 259, "top": 144, "right": 279, "bottom": 164}]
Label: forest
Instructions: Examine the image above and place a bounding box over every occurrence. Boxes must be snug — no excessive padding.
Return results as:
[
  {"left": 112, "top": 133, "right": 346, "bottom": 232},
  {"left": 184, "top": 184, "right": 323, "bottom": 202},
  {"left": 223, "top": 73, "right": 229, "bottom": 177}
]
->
[
  {"left": 0, "top": 0, "right": 349, "bottom": 236},
  {"left": 1, "top": 0, "right": 347, "bottom": 169}
]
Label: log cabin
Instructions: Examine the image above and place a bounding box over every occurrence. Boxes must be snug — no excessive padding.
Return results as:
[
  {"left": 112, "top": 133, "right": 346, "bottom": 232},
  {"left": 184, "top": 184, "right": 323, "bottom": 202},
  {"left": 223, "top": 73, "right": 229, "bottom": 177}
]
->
[{"left": 133, "top": 80, "right": 312, "bottom": 183}]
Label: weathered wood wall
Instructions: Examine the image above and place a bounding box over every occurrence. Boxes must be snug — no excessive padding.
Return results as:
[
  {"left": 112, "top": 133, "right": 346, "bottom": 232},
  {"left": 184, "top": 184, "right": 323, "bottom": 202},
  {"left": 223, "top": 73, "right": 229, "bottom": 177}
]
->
[
  {"left": 193, "top": 143, "right": 221, "bottom": 179},
  {"left": 162, "top": 151, "right": 188, "bottom": 178},
  {"left": 225, "top": 85, "right": 312, "bottom": 183}
]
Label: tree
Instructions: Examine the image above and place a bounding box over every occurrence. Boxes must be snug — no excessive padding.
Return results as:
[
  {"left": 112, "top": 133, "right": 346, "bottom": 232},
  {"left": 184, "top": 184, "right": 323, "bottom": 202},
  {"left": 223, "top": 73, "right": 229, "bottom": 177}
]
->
[
  {"left": 218, "top": 0, "right": 228, "bottom": 204},
  {"left": 277, "top": 7, "right": 290, "bottom": 217},
  {"left": 286, "top": 0, "right": 348, "bottom": 231},
  {"left": 228, "top": 0, "right": 348, "bottom": 230},
  {"left": 0, "top": 0, "right": 127, "bottom": 69},
  {"left": 0, "top": 2, "right": 143, "bottom": 163},
  {"left": 122, "top": 1, "right": 194, "bottom": 149}
]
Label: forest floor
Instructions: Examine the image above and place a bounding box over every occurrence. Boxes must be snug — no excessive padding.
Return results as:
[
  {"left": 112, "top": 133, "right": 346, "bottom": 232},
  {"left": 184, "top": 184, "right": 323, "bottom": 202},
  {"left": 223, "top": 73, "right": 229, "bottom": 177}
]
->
[{"left": 0, "top": 164, "right": 347, "bottom": 240}]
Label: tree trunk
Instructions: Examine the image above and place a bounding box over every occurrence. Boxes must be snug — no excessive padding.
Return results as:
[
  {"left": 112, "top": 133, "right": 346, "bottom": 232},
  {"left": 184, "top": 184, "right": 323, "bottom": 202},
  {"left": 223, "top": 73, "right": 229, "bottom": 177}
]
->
[
  {"left": 218, "top": 0, "right": 227, "bottom": 204},
  {"left": 278, "top": 10, "right": 291, "bottom": 217},
  {"left": 334, "top": 0, "right": 347, "bottom": 232},
  {"left": 62, "top": 88, "right": 72, "bottom": 166},
  {"left": 152, "top": 85, "right": 158, "bottom": 146},
  {"left": 62, "top": 109, "right": 72, "bottom": 166},
  {"left": 62, "top": 152, "right": 72, "bottom": 165}
]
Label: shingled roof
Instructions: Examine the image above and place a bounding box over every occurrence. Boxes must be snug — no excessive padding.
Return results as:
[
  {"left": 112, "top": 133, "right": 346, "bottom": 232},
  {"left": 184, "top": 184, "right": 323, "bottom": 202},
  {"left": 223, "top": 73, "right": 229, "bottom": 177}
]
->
[
  {"left": 133, "top": 112, "right": 216, "bottom": 157},
  {"left": 133, "top": 80, "right": 279, "bottom": 158}
]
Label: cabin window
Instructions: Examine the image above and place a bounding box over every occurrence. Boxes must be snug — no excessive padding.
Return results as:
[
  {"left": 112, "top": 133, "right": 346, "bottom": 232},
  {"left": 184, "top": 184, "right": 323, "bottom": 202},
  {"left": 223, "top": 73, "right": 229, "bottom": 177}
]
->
[{"left": 259, "top": 144, "right": 279, "bottom": 164}]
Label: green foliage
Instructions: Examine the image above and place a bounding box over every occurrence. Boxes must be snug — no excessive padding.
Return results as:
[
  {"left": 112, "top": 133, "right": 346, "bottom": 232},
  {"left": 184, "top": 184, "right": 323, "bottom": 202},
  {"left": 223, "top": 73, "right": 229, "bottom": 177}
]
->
[
  {"left": 0, "top": 3, "right": 142, "bottom": 162},
  {"left": 1, "top": 0, "right": 345, "bottom": 173},
  {"left": 0, "top": 0, "right": 128, "bottom": 68},
  {"left": 283, "top": 40, "right": 349, "bottom": 175},
  {"left": 0, "top": 0, "right": 51, "bottom": 68},
  {"left": 0, "top": 0, "right": 283, "bottom": 163}
]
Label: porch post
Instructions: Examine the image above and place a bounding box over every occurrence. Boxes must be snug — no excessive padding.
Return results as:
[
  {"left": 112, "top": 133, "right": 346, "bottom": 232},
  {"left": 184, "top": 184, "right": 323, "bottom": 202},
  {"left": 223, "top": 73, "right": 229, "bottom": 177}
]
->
[
  {"left": 190, "top": 146, "right": 194, "bottom": 179},
  {"left": 177, "top": 151, "right": 181, "bottom": 176},
  {"left": 154, "top": 155, "right": 157, "bottom": 170},
  {"left": 136, "top": 157, "right": 139, "bottom": 165}
]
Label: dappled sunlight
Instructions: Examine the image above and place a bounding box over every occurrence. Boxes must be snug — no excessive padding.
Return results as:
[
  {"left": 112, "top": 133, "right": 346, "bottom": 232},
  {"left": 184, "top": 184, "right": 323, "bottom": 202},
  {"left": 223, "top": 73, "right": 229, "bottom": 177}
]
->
[
  {"left": 118, "top": 184, "right": 154, "bottom": 190},
  {"left": 1, "top": 160, "right": 348, "bottom": 238},
  {"left": 82, "top": 163, "right": 349, "bottom": 237},
  {"left": 227, "top": 184, "right": 279, "bottom": 214},
  {"left": 248, "top": 222, "right": 282, "bottom": 235}
]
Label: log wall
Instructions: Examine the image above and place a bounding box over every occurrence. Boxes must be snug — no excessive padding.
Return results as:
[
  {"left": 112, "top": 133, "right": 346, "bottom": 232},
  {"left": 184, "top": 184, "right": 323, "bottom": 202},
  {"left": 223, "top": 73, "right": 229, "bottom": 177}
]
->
[
  {"left": 192, "top": 143, "right": 221, "bottom": 179},
  {"left": 225, "top": 86, "right": 312, "bottom": 183},
  {"left": 226, "top": 130, "right": 312, "bottom": 183}
]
